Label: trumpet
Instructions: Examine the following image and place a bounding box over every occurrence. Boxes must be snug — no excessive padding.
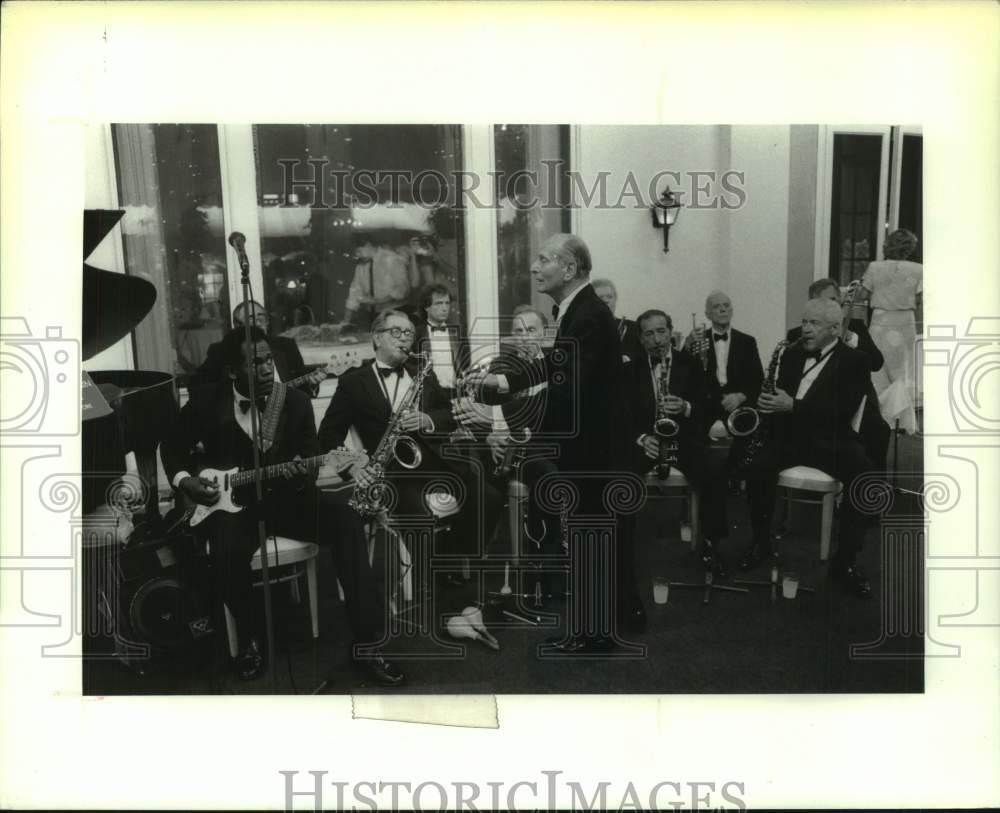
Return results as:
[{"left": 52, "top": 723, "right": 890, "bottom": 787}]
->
[{"left": 689, "top": 313, "right": 710, "bottom": 371}]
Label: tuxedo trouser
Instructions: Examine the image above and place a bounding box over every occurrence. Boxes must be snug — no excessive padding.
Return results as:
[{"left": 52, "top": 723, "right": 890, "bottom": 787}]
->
[
  {"left": 199, "top": 485, "right": 382, "bottom": 649},
  {"left": 639, "top": 444, "right": 730, "bottom": 543}
]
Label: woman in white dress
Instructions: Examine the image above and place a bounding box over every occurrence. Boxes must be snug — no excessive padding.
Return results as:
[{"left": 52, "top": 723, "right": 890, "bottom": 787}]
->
[{"left": 859, "top": 228, "right": 923, "bottom": 433}]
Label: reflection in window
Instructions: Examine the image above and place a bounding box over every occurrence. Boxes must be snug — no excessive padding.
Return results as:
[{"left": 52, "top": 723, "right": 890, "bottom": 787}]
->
[
  {"left": 494, "top": 125, "right": 571, "bottom": 331},
  {"left": 252, "top": 125, "right": 465, "bottom": 365},
  {"left": 112, "top": 124, "right": 230, "bottom": 384},
  {"left": 829, "top": 133, "right": 882, "bottom": 285}
]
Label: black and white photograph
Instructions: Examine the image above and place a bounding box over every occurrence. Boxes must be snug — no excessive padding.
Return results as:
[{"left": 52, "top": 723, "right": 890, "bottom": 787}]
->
[{"left": 1, "top": 2, "right": 997, "bottom": 811}]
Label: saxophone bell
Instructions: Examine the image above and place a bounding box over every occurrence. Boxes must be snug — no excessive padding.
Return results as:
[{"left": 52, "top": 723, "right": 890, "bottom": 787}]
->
[
  {"left": 654, "top": 416, "right": 680, "bottom": 438},
  {"left": 725, "top": 406, "right": 759, "bottom": 437},
  {"left": 393, "top": 434, "right": 422, "bottom": 469}
]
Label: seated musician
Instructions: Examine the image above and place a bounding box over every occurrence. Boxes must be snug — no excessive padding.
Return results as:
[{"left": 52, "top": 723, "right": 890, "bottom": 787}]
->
[
  {"left": 741, "top": 298, "right": 875, "bottom": 598},
  {"left": 632, "top": 309, "right": 732, "bottom": 576},
  {"left": 786, "top": 278, "right": 891, "bottom": 474},
  {"left": 191, "top": 300, "right": 323, "bottom": 395},
  {"left": 684, "top": 290, "right": 763, "bottom": 430},
  {"left": 161, "top": 326, "right": 403, "bottom": 685},
  {"left": 318, "top": 309, "right": 502, "bottom": 570}
]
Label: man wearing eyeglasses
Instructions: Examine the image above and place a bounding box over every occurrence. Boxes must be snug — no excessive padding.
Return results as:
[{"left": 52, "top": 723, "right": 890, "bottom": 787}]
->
[
  {"left": 161, "top": 326, "right": 397, "bottom": 685},
  {"left": 318, "top": 309, "right": 503, "bottom": 593}
]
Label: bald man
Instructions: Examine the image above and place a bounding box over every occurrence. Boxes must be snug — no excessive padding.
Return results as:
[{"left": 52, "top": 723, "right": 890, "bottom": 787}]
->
[{"left": 740, "top": 298, "right": 875, "bottom": 598}]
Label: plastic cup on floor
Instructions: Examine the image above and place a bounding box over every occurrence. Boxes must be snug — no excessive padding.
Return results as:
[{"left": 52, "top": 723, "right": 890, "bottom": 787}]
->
[
  {"left": 782, "top": 571, "right": 800, "bottom": 599},
  {"left": 653, "top": 577, "right": 670, "bottom": 605}
]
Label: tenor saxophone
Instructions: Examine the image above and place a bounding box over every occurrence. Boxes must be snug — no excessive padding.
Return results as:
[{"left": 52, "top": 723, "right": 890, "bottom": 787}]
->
[
  {"left": 348, "top": 353, "right": 433, "bottom": 517},
  {"left": 652, "top": 348, "right": 680, "bottom": 479}
]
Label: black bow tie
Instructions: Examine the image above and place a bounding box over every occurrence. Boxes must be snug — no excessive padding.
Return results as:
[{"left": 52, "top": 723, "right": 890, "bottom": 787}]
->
[
  {"left": 713, "top": 333, "right": 729, "bottom": 342},
  {"left": 429, "top": 324, "right": 448, "bottom": 333},
  {"left": 238, "top": 397, "right": 266, "bottom": 413},
  {"left": 804, "top": 348, "right": 824, "bottom": 361},
  {"left": 378, "top": 365, "right": 402, "bottom": 378},
  {"left": 551, "top": 304, "right": 560, "bottom": 320}
]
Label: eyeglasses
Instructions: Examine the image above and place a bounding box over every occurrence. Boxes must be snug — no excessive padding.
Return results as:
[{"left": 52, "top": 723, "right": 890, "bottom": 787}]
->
[
  {"left": 251, "top": 354, "right": 274, "bottom": 366},
  {"left": 376, "top": 327, "right": 415, "bottom": 340}
]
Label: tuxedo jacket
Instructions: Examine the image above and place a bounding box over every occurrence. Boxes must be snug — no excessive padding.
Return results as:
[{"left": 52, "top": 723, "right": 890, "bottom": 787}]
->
[
  {"left": 704, "top": 327, "right": 764, "bottom": 412},
  {"left": 499, "top": 284, "right": 634, "bottom": 474},
  {"left": 192, "top": 334, "right": 311, "bottom": 393},
  {"left": 317, "top": 358, "right": 455, "bottom": 464},
  {"left": 773, "top": 340, "right": 870, "bottom": 469},
  {"left": 630, "top": 347, "right": 709, "bottom": 451},
  {"left": 786, "top": 320, "right": 883, "bottom": 372},
  {"left": 616, "top": 317, "right": 642, "bottom": 365},
  {"left": 160, "top": 381, "right": 319, "bottom": 504},
  {"left": 413, "top": 321, "right": 471, "bottom": 384}
]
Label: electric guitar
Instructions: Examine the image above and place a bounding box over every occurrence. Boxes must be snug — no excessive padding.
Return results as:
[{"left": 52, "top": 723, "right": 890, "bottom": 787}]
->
[
  {"left": 284, "top": 357, "right": 364, "bottom": 391},
  {"left": 187, "top": 447, "right": 368, "bottom": 527}
]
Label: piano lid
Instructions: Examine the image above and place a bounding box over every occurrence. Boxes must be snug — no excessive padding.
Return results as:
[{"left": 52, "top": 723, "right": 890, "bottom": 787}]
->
[{"left": 82, "top": 209, "right": 157, "bottom": 360}]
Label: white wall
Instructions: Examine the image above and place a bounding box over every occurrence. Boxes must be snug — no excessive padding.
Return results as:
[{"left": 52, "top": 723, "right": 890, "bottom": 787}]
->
[{"left": 576, "top": 124, "right": 794, "bottom": 358}]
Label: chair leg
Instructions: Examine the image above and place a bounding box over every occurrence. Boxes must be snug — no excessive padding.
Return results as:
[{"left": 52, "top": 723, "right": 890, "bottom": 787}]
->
[
  {"left": 289, "top": 568, "right": 302, "bottom": 604},
  {"left": 820, "top": 492, "right": 835, "bottom": 561},
  {"left": 224, "top": 603, "right": 238, "bottom": 658},
  {"left": 335, "top": 577, "right": 346, "bottom": 603},
  {"left": 307, "top": 556, "right": 319, "bottom": 640},
  {"left": 689, "top": 489, "right": 702, "bottom": 550}
]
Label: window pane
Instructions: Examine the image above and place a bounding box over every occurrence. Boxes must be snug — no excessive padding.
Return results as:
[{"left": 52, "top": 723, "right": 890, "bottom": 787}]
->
[
  {"left": 495, "top": 125, "right": 571, "bottom": 332},
  {"left": 898, "top": 134, "right": 923, "bottom": 263},
  {"left": 252, "top": 125, "right": 465, "bottom": 366},
  {"left": 112, "top": 124, "right": 230, "bottom": 385},
  {"left": 829, "top": 133, "right": 882, "bottom": 285}
]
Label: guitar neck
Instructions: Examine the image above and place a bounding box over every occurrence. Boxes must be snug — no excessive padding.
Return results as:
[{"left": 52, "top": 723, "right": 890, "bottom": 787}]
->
[{"left": 230, "top": 454, "right": 327, "bottom": 489}]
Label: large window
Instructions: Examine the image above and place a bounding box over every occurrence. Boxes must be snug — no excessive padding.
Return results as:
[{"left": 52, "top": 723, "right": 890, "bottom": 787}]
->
[
  {"left": 253, "top": 125, "right": 466, "bottom": 365},
  {"left": 494, "top": 125, "right": 571, "bottom": 330},
  {"left": 112, "top": 124, "right": 230, "bottom": 382},
  {"left": 829, "top": 133, "right": 883, "bottom": 285}
]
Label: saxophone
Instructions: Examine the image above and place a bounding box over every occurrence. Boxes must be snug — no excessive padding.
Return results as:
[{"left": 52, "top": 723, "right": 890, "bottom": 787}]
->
[
  {"left": 348, "top": 353, "right": 433, "bottom": 517},
  {"left": 735, "top": 338, "right": 799, "bottom": 469},
  {"left": 652, "top": 348, "right": 680, "bottom": 479}
]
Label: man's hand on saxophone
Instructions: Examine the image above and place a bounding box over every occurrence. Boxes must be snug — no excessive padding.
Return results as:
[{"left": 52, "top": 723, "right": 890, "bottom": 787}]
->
[
  {"left": 758, "top": 387, "right": 793, "bottom": 414},
  {"left": 398, "top": 409, "right": 433, "bottom": 433},
  {"left": 486, "top": 430, "right": 510, "bottom": 465},
  {"left": 660, "top": 394, "right": 689, "bottom": 416}
]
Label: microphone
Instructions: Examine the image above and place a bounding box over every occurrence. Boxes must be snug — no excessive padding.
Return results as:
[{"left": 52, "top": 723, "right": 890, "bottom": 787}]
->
[{"left": 228, "top": 231, "right": 250, "bottom": 275}]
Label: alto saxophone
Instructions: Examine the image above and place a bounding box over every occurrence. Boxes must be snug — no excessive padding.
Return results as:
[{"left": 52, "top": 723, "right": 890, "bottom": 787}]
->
[
  {"left": 652, "top": 348, "right": 680, "bottom": 479},
  {"left": 348, "top": 353, "right": 434, "bottom": 517},
  {"left": 735, "top": 338, "right": 799, "bottom": 469}
]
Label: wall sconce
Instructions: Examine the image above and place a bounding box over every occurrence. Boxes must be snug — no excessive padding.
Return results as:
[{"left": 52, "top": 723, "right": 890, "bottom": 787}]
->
[{"left": 650, "top": 187, "right": 682, "bottom": 253}]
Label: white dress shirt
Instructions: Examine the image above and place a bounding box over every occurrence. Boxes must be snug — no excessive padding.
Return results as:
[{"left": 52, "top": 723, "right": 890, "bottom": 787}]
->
[
  {"left": 426, "top": 322, "right": 456, "bottom": 389},
  {"left": 795, "top": 340, "right": 838, "bottom": 399},
  {"left": 492, "top": 351, "right": 546, "bottom": 433},
  {"left": 713, "top": 329, "right": 730, "bottom": 387},
  {"left": 373, "top": 361, "right": 413, "bottom": 412}
]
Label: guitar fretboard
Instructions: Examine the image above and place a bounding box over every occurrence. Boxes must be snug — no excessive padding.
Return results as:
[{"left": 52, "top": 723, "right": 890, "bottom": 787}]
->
[{"left": 230, "top": 454, "right": 328, "bottom": 489}]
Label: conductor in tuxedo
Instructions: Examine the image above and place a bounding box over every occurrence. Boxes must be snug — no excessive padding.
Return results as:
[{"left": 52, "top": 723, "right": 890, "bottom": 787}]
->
[
  {"left": 786, "top": 278, "right": 891, "bottom": 475},
  {"left": 741, "top": 299, "right": 875, "bottom": 598},
  {"left": 631, "top": 309, "right": 731, "bottom": 576},
  {"left": 412, "top": 283, "right": 470, "bottom": 397},
  {"left": 467, "top": 234, "right": 641, "bottom": 652},
  {"left": 191, "top": 300, "right": 321, "bottom": 395},
  {"left": 686, "top": 290, "right": 764, "bottom": 427},
  {"left": 161, "top": 327, "right": 398, "bottom": 683}
]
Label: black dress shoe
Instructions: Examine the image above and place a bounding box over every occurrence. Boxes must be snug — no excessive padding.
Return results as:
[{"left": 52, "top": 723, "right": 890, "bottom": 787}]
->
[
  {"left": 353, "top": 652, "right": 405, "bottom": 687},
  {"left": 831, "top": 564, "right": 873, "bottom": 599},
  {"left": 738, "top": 541, "right": 772, "bottom": 571},
  {"left": 235, "top": 637, "right": 264, "bottom": 681}
]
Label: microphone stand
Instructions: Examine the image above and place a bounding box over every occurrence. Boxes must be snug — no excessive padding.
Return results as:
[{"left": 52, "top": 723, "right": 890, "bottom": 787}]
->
[{"left": 232, "top": 236, "right": 277, "bottom": 691}]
